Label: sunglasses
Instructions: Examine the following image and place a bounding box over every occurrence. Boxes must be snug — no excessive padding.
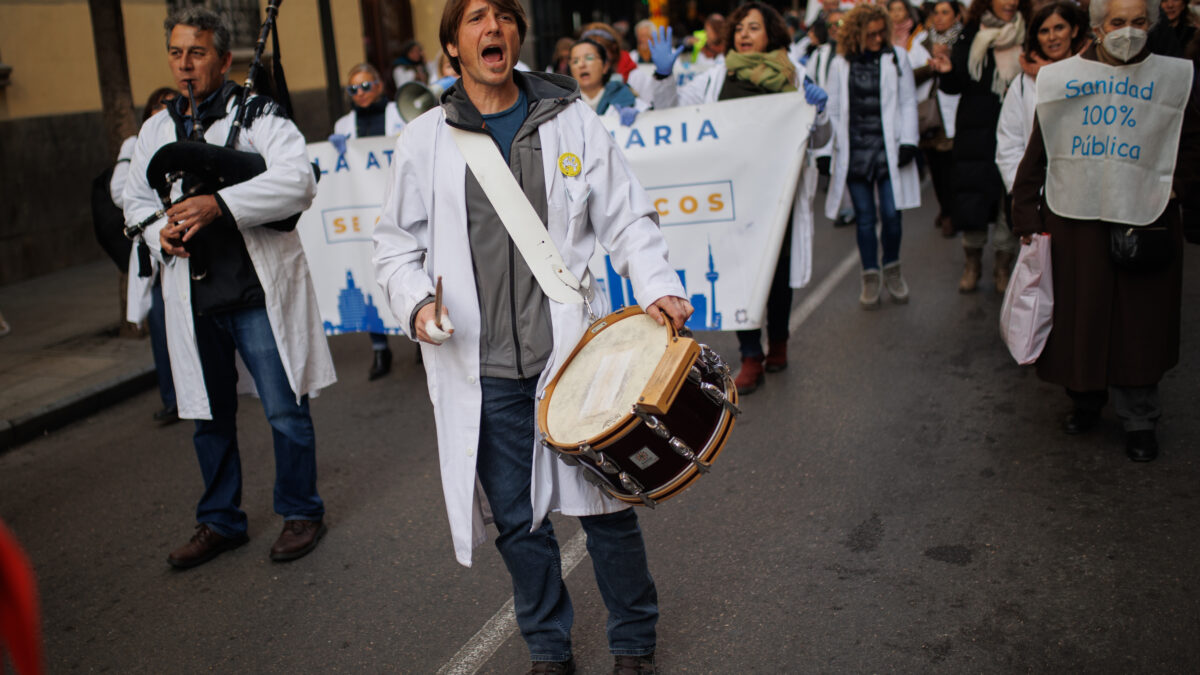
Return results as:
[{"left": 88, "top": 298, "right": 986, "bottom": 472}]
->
[{"left": 346, "top": 80, "right": 379, "bottom": 96}]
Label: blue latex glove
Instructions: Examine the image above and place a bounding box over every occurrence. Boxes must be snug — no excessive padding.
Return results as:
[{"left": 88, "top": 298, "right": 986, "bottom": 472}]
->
[
  {"left": 803, "top": 80, "right": 828, "bottom": 113},
  {"left": 328, "top": 133, "right": 348, "bottom": 155},
  {"left": 799, "top": 53, "right": 811, "bottom": 67},
  {"left": 648, "top": 26, "right": 686, "bottom": 76},
  {"left": 615, "top": 105, "right": 640, "bottom": 127}
]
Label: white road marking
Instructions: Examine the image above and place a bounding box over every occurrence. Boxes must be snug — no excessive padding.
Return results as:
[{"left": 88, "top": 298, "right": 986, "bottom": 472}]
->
[
  {"left": 789, "top": 249, "right": 860, "bottom": 335},
  {"left": 438, "top": 249, "right": 856, "bottom": 674},
  {"left": 436, "top": 532, "right": 590, "bottom": 675}
]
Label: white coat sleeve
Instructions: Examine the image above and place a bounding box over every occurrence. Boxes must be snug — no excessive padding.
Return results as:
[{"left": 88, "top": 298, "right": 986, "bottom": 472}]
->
[
  {"left": 332, "top": 111, "right": 355, "bottom": 138},
  {"left": 122, "top": 123, "right": 170, "bottom": 261},
  {"left": 580, "top": 110, "right": 685, "bottom": 305},
  {"left": 995, "top": 79, "right": 1030, "bottom": 195},
  {"left": 373, "top": 129, "right": 435, "bottom": 341},
  {"left": 896, "top": 48, "right": 920, "bottom": 147},
  {"left": 217, "top": 111, "right": 317, "bottom": 229},
  {"left": 110, "top": 135, "right": 138, "bottom": 210}
]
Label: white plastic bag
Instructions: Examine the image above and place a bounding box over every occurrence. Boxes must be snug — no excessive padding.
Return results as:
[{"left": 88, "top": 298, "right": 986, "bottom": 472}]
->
[{"left": 999, "top": 233, "right": 1053, "bottom": 365}]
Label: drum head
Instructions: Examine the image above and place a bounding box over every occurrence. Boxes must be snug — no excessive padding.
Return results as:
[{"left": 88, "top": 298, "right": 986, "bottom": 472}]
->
[{"left": 546, "top": 313, "right": 670, "bottom": 443}]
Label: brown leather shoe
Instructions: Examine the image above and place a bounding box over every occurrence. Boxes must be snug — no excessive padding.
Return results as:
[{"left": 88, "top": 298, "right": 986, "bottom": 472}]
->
[
  {"left": 167, "top": 524, "right": 249, "bottom": 569},
  {"left": 529, "top": 657, "right": 575, "bottom": 674},
  {"left": 270, "top": 519, "right": 326, "bottom": 562},
  {"left": 734, "top": 356, "right": 765, "bottom": 395},
  {"left": 764, "top": 342, "right": 788, "bottom": 373},
  {"left": 613, "top": 653, "right": 656, "bottom": 674}
]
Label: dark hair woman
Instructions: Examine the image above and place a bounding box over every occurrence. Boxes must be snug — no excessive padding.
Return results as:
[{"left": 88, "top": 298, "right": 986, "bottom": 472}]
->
[
  {"left": 995, "top": 2, "right": 1087, "bottom": 213},
  {"left": 917, "top": 0, "right": 965, "bottom": 237},
  {"left": 825, "top": 4, "right": 922, "bottom": 309},
  {"left": 930, "top": 0, "right": 1032, "bottom": 294},
  {"left": 653, "top": 1, "right": 831, "bottom": 394},
  {"left": 568, "top": 38, "right": 638, "bottom": 116},
  {"left": 1010, "top": 0, "right": 1200, "bottom": 461}
]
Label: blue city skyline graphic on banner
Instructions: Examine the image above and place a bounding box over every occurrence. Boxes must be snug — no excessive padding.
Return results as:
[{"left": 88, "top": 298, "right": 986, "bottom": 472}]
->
[
  {"left": 324, "top": 270, "right": 403, "bottom": 336},
  {"left": 602, "top": 242, "right": 722, "bottom": 331}
]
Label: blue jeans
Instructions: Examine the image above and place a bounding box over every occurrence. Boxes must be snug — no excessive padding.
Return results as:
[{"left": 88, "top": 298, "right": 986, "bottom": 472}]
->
[
  {"left": 477, "top": 376, "right": 658, "bottom": 661},
  {"left": 192, "top": 307, "right": 324, "bottom": 536},
  {"left": 847, "top": 177, "right": 903, "bottom": 270},
  {"left": 148, "top": 277, "right": 176, "bottom": 408}
]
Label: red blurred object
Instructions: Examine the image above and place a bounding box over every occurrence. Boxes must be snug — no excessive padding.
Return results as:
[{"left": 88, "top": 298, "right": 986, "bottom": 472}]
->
[
  {"left": 617, "top": 50, "right": 638, "bottom": 82},
  {"left": 0, "top": 520, "right": 43, "bottom": 675}
]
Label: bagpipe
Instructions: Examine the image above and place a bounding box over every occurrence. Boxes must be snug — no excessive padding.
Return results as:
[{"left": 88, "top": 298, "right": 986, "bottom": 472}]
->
[{"left": 124, "top": 0, "right": 301, "bottom": 281}]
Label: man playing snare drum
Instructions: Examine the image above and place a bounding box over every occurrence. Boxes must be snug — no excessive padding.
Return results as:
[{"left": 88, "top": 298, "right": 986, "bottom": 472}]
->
[{"left": 372, "top": 1, "right": 691, "bottom": 673}]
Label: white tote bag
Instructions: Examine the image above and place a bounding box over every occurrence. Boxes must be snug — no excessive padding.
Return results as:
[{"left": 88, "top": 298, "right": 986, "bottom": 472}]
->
[{"left": 999, "top": 233, "right": 1053, "bottom": 365}]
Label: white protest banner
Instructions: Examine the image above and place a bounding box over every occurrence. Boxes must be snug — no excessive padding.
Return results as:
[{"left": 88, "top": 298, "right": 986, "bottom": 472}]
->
[
  {"left": 593, "top": 92, "right": 813, "bottom": 331},
  {"left": 1036, "top": 54, "right": 1193, "bottom": 225},
  {"left": 296, "top": 93, "right": 813, "bottom": 334},
  {"left": 296, "top": 138, "right": 405, "bottom": 337}
]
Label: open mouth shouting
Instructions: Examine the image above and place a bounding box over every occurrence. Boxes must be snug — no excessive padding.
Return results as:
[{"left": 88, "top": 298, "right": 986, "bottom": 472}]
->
[{"left": 481, "top": 44, "right": 506, "bottom": 69}]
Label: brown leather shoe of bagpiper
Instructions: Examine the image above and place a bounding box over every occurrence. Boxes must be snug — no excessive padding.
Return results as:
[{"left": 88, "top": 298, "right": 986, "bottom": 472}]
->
[
  {"left": 167, "top": 524, "right": 249, "bottom": 569},
  {"left": 528, "top": 657, "right": 576, "bottom": 674},
  {"left": 613, "top": 653, "right": 656, "bottom": 674},
  {"left": 764, "top": 341, "right": 788, "bottom": 373},
  {"left": 734, "top": 356, "right": 765, "bottom": 395},
  {"left": 269, "top": 520, "right": 327, "bottom": 562}
]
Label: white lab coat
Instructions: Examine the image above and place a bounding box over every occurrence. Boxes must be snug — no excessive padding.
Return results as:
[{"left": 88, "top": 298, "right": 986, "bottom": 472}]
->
[
  {"left": 110, "top": 135, "right": 156, "bottom": 324},
  {"left": 824, "top": 47, "right": 922, "bottom": 220},
  {"left": 663, "top": 62, "right": 828, "bottom": 288},
  {"left": 332, "top": 101, "right": 406, "bottom": 138},
  {"left": 122, "top": 95, "right": 335, "bottom": 420},
  {"left": 373, "top": 100, "right": 686, "bottom": 567},
  {"left": 995, "top": 73, "right": 1037, "bottom": 194},
  {"left": 625, "top": 64, "right": 676, "bottom": 111}
]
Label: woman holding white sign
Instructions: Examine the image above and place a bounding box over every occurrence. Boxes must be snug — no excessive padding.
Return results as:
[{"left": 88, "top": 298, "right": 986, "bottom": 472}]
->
[
  {"left": 650, "top": 2, "right": 833, "bottom": 395},
  {"left": 330, "top": 63, "right": 406, "bottom": 381},
  {"left": 824, "top": 4, "right": 922, "bottom": 308},
  {"left": 1010, "top": 0, "right": 1200, "bottom": 461}
]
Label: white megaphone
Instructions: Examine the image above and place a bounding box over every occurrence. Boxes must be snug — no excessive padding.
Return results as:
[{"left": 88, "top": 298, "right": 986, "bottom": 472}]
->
[{"left": 395, "top": 81, "right": 438, "bottom": 122}]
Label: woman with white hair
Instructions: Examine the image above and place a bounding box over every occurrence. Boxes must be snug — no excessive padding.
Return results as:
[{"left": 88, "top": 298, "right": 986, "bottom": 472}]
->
[{"left": 1009, "top": 0, "right": 1200, "bottom": 461}]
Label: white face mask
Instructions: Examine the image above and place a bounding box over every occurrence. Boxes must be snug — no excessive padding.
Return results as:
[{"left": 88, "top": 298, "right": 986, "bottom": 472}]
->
[{"left": 1100, "top": 26, "right": 1148, "bottom": 62}]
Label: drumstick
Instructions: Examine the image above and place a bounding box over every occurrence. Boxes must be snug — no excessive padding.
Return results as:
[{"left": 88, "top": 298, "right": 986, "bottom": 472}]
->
[{"left": 434, "top": 276, "right": 443, "bottom": 330}]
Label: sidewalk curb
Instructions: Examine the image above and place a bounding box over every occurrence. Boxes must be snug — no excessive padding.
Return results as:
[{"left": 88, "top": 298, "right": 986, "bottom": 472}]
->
[{"left": 0, "top": 366, "right": 157, "bottom": 453}]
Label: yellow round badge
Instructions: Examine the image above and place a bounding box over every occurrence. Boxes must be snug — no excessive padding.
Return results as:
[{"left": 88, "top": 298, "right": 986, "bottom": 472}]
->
[{"left": 558, "top": 152, "right": 582, "bottom": 177}]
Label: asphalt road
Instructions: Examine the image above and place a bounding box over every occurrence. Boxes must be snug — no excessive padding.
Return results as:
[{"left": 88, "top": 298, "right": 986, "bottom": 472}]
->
[{"left": 2, "top": 187, "right": 1199, "bottom": 674}]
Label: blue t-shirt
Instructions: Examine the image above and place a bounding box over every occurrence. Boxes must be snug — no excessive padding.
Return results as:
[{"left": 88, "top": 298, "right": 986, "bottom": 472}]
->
[{"left": 482, "top": 88, "right": 528, "bottom": 164}]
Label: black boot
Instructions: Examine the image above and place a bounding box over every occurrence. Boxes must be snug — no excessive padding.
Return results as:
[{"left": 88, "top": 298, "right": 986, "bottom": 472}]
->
[{"left": 368, "top": 348, "right": 392, "bottom": 381}]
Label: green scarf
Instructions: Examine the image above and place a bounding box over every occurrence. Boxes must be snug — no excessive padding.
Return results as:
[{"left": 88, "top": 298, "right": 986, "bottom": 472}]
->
[{"left": 724, "top": 49, "right": 798, "bottom": 93}]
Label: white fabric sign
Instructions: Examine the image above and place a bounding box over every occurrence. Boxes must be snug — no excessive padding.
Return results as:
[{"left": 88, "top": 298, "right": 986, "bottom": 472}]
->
[
  {"left": 594, "top": 93, "right": 813, "bottom": 331},
  {"left": 1036, "top": 54, "right": 1193, "bottom": 225},
  {"left": 296, "top": 93, "right": 812, "bottom": 334},
  {"left": 296, "top": 140, "right": 406, "bottom": 337}
]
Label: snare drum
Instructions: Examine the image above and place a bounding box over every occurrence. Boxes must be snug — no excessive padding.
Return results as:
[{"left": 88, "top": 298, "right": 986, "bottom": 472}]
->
[{"left": 537, "top": 306, "right": 739, "bottom": 507}]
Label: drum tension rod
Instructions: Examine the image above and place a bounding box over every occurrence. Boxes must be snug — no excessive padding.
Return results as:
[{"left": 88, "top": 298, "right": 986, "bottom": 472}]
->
[
  {"left": 699, "top": 382, "right": 742, "bottom": 417},
  {"left": 633, "top": 408, "right": 671, "bottom": 440},
  {"left": 668, "top": 437, "right": 710, "bottom": 474},
  {"left": 541, "top": 435, "right": 580, "bottom": 466},
  {"left": 618, "top": 472, "right": 656, "bottom": 508}
]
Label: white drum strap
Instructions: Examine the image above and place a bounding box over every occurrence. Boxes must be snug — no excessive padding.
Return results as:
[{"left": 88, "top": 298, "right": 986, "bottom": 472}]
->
[{"left": 449, "top": 125, "right": 590, "bottom": 306}]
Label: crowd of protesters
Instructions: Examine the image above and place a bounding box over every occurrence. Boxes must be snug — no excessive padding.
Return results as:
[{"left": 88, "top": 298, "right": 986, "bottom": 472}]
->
[{"left": 492, "top": 0, "right": 1199, "bottom": 463}]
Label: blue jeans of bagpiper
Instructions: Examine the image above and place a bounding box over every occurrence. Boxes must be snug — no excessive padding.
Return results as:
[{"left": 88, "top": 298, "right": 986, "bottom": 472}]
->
[
  {"left": 192, "top": 307, "right": 324, "bottom": 537},
  {"left": 847, "top": 176, "right": 903, "bottom": 271},
  {"left": 477, "top": 376, "right": 658, "bottom": 662}
]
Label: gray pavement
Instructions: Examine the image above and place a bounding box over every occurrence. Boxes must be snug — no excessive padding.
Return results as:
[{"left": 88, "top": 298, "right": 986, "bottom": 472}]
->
[
  {"left": 1, "top": 188, "right": 1199, "bottom": 673},
  {"left": 0, "top": 261, "right": 156, "bottom": 451}
]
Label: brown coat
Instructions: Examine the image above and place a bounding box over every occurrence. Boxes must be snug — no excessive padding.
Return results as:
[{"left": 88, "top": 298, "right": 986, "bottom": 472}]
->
[{"left": 1010, "top": 48, "right": 1200, "bottom": 391}]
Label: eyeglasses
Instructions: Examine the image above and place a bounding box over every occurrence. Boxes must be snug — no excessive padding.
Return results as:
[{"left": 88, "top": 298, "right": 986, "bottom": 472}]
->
[
  {"left": 346, "top": 80, "right": 379, "bottom": 96},
  {"left": 570, "top": 53, "right": 600, "bottom": 65}
]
